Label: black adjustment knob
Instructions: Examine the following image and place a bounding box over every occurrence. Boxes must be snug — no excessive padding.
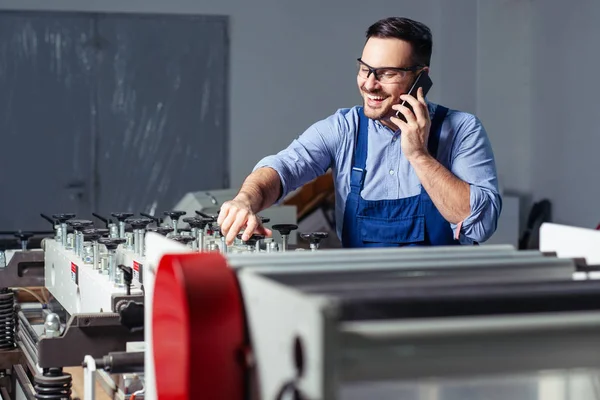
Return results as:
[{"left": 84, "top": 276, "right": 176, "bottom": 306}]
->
[
  {"left": 164, "top": 211, "right": 186, "bottom": 221},
  {"left": 259, "top": 216, "right": 271, "bottom": 224},
  {"left": 170, "top": 235, "right": 195, "bottom": 245},
  {"left": 272, "top": 224, "right": 299, "bottom": 236},
  {"left": 300, "top": 232, "right": 329, "bottom": 246},
  {"left": 194, "top": 211, "right": 217, "bottom": 221},
  {"left": 98, "top": 238, "right": 126, "bottom": 251},
  {"left": 13, "top": 231, "right": 33, "bottom": 250},
  {"left": 13, "top": 231, "right": 34, "bottom": 241},
  {"left": 66, "top": 219, "right": 94, "bottom": 230},
  {"left": 146, "top": 226, "right": 174, "bottom": 236},
  {"left": 183, "top": 217, "right": 212, "bottom": 230},
  {"left": 118, "top": 265, "right": 133, "bottom": 295},
  {"left": 111, "top": 213, "right": 134, "bottom": 222},
  {"left": 183, "top": 217, "right": 201, "bottom": 228},
  {"left": 125, "top": 217, "right": 153, "bottom": 230},
  {"left": 51, "top": 213, "right": 76, "bottom": 223},
  {"left": 237, "top": 233, "right": 265, "bottom": 246},
  {"left": 82, "top": 232, "right": 100, "bottom": 242},
  {"left": 117, "top": 301, "right": 144, "bottom": 332},
  {"left": 82, "top": 228, "right": 110, "bottom": 238}
]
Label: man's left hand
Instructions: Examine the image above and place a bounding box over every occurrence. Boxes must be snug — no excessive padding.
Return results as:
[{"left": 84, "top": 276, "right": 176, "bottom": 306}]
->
[{"left": 391, "top": 87, "right": 431, "bottom": 161}]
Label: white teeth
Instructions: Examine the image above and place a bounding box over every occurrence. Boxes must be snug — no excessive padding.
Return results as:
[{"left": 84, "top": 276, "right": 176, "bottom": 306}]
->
[{"left": 367, "top": 94, "right": 385, "bottom": 100}]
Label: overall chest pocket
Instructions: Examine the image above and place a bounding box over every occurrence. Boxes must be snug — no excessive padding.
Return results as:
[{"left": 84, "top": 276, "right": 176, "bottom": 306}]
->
[
  {"left": 356, "top": 196, "right": 425, "bottom": 244},
  {"left": 358, "top": 215, "right": 425, "bottom": 244}
]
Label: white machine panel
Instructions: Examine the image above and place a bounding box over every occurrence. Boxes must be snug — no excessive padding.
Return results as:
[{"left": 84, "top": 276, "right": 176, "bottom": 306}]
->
[
  {"left": 44, "top": 240, "right": 142, "bottom": 315},
  {"left": 540, "top": 223, "right": 600, "bottom": 265}
]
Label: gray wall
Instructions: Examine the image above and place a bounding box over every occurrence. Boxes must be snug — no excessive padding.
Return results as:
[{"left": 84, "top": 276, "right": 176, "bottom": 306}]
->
[
  {"left": 0, "top": 0, "right": 481, "bottom": 187},
  {"left": 531, "top": 0, "right": 600, "bottom": 228}
]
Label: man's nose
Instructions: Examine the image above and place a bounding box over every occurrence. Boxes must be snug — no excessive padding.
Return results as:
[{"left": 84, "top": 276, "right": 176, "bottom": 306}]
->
[{"left": 363, "top": 73, "right": 380, "bottom": 91}]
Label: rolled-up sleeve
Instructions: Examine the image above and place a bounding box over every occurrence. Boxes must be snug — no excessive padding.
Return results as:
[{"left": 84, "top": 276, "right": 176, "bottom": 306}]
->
[
  {"left": 253, "top": 116, "right": 342, "bottom": 203},
  {"left": 449, "top": 115, "right": 502, "bottom": 243}
]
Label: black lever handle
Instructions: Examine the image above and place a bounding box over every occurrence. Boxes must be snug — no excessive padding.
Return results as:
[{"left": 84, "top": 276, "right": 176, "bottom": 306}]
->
[
  {"left": 140, "top": 212, "right": 163, "bottom": 225},
  {"left": 92, "top": 213, "right": 112, "bottom": 228},
  {"left": 40, "top": 214, "right": 56, "bottom": 226}
]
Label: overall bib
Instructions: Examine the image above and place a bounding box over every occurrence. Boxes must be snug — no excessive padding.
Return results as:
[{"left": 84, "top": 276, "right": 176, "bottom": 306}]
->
[{"left": 341, "top": 106, "right": 459, "bottom": 248}]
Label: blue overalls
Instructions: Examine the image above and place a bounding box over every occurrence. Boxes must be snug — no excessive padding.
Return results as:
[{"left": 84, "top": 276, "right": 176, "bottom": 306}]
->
[{"left": 341, "top": 105, "right": 459, "bottom": 247}]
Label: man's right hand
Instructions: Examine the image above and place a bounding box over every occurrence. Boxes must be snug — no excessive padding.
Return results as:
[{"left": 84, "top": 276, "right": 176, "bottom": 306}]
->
[{"left": 217, "top": 196, "right": 273, "bottom": 246}]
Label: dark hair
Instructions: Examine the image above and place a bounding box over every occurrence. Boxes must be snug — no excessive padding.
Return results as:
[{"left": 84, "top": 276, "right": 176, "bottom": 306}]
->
[{"left": 366, "top": 17, "right": 433, "bottom": 67}]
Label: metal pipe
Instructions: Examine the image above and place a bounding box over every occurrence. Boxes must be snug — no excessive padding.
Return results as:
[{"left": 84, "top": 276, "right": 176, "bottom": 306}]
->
[
  {"left": 93, "top": 351, "right": 144, "bottom": 374},
  {"left": 60, "top": 223, "right": 68, "bottom": 247},
  {"left": 17, "top": 311, "right": 39, "bottom": 345}
]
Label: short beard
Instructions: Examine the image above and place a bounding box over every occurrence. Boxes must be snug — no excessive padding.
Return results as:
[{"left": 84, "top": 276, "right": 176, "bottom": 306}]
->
[
  {"left": 361, "top": 88, "right": 391, "bottom": 120},
  {"left": 362, "top": 98, "right": 391, "bottom": 120}
]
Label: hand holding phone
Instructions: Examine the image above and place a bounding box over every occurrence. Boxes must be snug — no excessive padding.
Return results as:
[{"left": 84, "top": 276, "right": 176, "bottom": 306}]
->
[{"left": 395, "top": 70, "right": 433, "bottom": 122}]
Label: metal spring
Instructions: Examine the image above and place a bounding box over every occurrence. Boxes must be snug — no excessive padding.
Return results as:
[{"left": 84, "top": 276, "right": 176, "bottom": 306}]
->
[
  {"left": 33, "top": 369, "right": 72, "bottom": 400},
  {"left": 0, "top": 289, "right": 15, "bottom": 350}
]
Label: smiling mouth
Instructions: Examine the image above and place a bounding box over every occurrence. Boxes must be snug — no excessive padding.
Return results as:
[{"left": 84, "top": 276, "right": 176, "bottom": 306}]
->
[{"left": 365, "top": 93, "right": 387, "bottom": 101}]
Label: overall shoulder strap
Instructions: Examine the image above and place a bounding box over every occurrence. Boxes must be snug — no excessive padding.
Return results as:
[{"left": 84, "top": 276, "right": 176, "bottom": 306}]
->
[
  {"left": 350, "top": 108, "right": 370, "bottom": 190},
  {"left": 427, "top": 105, "right": 449, "bottom": 159}
]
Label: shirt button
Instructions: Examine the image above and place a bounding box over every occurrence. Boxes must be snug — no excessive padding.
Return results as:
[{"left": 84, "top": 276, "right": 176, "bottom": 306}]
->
[
  {"left": 389, "top": 169, "right": 395, "bottom": 175},
  {"left": 392, "top": 136, "right": 397, "bottom": 142}
]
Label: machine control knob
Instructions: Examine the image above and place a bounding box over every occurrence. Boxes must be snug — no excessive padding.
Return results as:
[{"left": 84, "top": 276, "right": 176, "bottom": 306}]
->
[
  {"left": 183, "top": 217, "right": 206, "bottom": 229},
  {"left": 110, "top": 213, "right": 134, "bottom": 222},
  {"left": 272, "top": 224, "right": 299, "bottom": 236},
  {"left": 117, "top": 301, "right": 144, "bottom": 332},
  {"left": 82, "top": 232, "right": 100, "bottom": 242},
  {"left": 98, "top": 238, "right": 126, "bottom": 251},
  {"left": 66, "top": 219, "right": 94, "bottom": 229},
  {"left": 237, "top": 233, "right": 265, "bottom": 246},
  {"left": 300, "top": 232, "right": 329, "bottom": 249},
  {"left": 146, "top": 226, "right": 174, "bottom": 236},
  {"left": 194, "top": 211, "right": 217, "bottom": 221},
  {"left": 170, "top": 235, "right": 196, "bottom": 245},
  {"left": 125, "top": 217, "right": 153, "bottom": 230},
  {"left": 164, "top": 211, "right": 186, "bottom": 221},
  {"left": 13, "top": 231, "right": 34, "bottom": 241},
  {"left": 13, "top": 231, "right": 34, "bottom": 250},
  {"left": 259, "top": 216, "right": 271, "bottom": 224},
  {"left": 51, "top": 213, "right": 76, "bottom": 223},
  {"left": 82, "top": 228, "right": 110, "bottom": 238}
]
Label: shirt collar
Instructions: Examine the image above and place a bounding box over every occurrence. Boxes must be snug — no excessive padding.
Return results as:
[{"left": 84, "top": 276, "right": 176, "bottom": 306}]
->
[{"left": 373, "top": 99, "right": 435, "bottom": 133}]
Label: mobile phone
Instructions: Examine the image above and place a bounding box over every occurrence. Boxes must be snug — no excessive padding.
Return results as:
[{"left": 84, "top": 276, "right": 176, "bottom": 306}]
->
[{"left": 395, "top": 70, "right": 433, "bottom": 122}]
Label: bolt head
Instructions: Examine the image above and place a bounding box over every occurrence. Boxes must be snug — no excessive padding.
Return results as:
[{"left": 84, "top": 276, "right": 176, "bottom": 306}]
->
[{"left": 44, "top": 313, "right": 61, "bottom": 332}]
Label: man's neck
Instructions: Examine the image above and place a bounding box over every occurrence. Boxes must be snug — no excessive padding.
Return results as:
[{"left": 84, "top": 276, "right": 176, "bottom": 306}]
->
[{"left": 377, "top": 114, "right": 399, "bottom": 132}]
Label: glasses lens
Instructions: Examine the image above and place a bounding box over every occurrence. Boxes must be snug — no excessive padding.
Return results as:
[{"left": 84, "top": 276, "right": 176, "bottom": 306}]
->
[{"left": 357, "top": 62, "right": 370, "bottom": 78}]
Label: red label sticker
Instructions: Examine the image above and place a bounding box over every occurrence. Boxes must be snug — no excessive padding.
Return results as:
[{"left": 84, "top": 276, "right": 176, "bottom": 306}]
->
[
  {"left": 71, "top": 262, "right": 78, "bottom": 285},
  {"left": 133, "top": 261, "right": 141, "bottom": 283}
]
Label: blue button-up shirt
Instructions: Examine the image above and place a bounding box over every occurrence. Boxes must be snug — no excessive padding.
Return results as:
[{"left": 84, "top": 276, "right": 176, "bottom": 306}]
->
[{"left": 254, "top": 102, "right": 502, "bottom": 243}]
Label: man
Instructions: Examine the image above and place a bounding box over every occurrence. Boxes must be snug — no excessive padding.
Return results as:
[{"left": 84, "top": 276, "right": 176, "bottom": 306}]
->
[{"left": 218, "top": 17, "right": 502, "bottom": 247}]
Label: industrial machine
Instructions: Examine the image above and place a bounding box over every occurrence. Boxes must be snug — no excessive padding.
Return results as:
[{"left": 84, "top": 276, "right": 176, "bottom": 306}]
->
[
  {"left": 1, "top": 213, "right": 600, "bottom": 400},
  {"left": 0, "top": 209, "right": 318, "bottom": 399}
]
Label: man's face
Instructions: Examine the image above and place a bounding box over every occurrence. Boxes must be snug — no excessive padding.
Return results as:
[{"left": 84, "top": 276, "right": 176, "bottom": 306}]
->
[{"left": 357, "top": 37, "right": 425, "bottom": 122}]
